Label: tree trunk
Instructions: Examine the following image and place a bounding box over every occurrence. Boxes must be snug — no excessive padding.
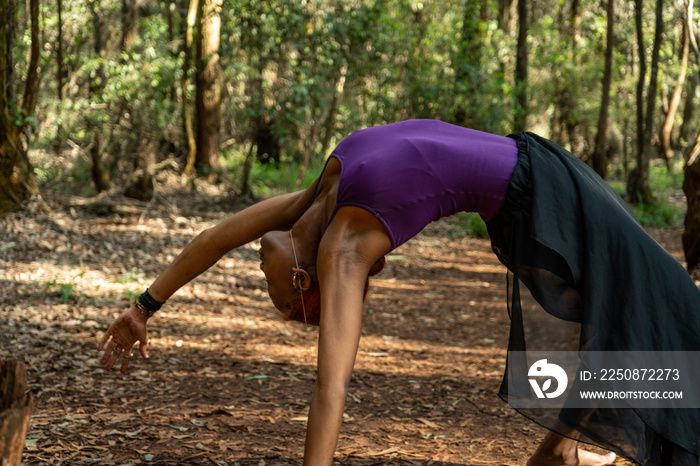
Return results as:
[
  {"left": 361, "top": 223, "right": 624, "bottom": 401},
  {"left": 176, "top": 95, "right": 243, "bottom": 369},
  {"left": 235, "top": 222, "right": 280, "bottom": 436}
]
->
[
  {"left": 182, "top": 0, "right": 199, "bottom": 177},
  {"left": 239, "top": 142, "right": 255, "bottom": 197},
  {"left": 592, "top": 0, "right": 615, "bottom": 179},
  {"left": 17, "top": 0, "right": 40, "bottom": 195},
  {"left": 56, "top": 0, "right": 63, "bottom": 100},
  {"left": 629, "top": 0, "right": 662, "bottom": 204},
  {"left": 683, "top": 136, "right": 700, "bottom": 278},
  {"left": 454, "top": 0, "right": 484, "bottom": 127},
  {"left": 319, "top": 66, "right": 347, "bottom": 158},
  {"left": 682, "top": 0, "right": 700, "bottom": 279},
  {"left": 659, "top": 19, "right": 689, "bottom": 164},
  {"left": 0, "top": 0, "right": 28, "bottom": 215},
  {"left": 498, "top": 0, "right": 517, "bottom": 36},
  {"left": 88, "top": 0, "right": 110, "bottom": 193},
  {"left": 121, "top": 0, "right": 139, "bottom": 51},
  {"left": 679, "top": 74, "right": 697, "bottom": 147},
  {"left": 124, "top": 142, "right": 156, "bottom": 201},
  {"left": 194, "top": 0, "right": 222, "bottom": 173},
  {"left": 0, "top": 359, "right": 34, "bottom": 465},
  {"left": 514, "top": 0, "right": 528, "bottom": 130},
  {"left": 21, "top": 0, "right": 40, "bottom": 122},
  {"left": 555, "top": 0, "right": 584, "bottom": 158}
]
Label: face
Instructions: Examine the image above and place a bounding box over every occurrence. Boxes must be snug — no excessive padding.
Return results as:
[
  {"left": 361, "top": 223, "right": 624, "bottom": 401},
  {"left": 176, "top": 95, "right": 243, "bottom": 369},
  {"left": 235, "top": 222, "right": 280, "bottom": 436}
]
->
[{"left": 259, "top": 230, "right": 297, "bottom": 311}]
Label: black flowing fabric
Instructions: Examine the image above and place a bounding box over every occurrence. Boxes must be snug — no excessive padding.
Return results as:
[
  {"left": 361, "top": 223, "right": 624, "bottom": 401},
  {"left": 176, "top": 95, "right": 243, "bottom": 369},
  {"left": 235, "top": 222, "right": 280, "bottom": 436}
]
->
[{"left": 485, "top": 132, "right": 700, "bottom": 465}]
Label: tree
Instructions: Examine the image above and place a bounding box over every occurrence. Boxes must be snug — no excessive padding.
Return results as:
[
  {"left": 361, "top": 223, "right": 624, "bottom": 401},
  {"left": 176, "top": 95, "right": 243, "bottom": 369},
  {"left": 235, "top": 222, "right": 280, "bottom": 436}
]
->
[
  {"left": 629, "top": 0, "right": 664, "bottom": 204},
  {"left": 552, "top": 0, "right": 586, "bottom": 157},
  {"left": 454, "top": 0, "right": 485, "bottom": 127},
  {"left": 514, "top": 0, "right": 528, "bottom": 131},
  {"left": 659, "top": 14, "right": 689, "bottom": 164},
  {"left": 87, "top": 0, "right": 110, "bottom": 193},
  {"left": 194, "top": 0, "right": 222, "bottom": 173},
  {"left": 56, "top": 0, "right": 64, "bottom": 100},
  {"left": 682, "top": 0, "right": 700, "bottom": 278},
  {"left": 684, "top": 142, "right": 700, "bottom": 278},
  {"left": 591, "top": 0, "right": 615, "bottom": 179},
  {"left": 181, "top": 0, "right": 199, "bottom": 178},
  {"left": 121, "top": 0, "right": 139, "bottom": 51},
  {"left": 0, "top": 0, "right": 40, "bottom": 215},
  {"left": 0, "top": 0, "right": 23, "bottom": 215}
]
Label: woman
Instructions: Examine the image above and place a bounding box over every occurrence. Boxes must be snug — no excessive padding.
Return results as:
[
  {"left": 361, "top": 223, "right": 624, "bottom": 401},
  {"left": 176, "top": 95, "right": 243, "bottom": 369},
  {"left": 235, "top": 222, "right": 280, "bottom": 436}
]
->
[{"left": 98, "top": 119, "right": 700, "bottom": 465}]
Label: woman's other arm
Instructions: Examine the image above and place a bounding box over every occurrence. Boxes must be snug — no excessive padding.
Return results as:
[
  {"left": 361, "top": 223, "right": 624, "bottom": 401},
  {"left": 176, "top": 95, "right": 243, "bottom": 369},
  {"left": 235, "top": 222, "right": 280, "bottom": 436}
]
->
[{"left": 303, "top": 207, "right": 391, "bottom": 465}]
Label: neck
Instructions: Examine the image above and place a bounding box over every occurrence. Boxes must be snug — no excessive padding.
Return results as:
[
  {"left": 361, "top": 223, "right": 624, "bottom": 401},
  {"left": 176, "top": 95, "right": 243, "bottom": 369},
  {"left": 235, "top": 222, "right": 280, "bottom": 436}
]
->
[
  {"left": 290, "top": 194, "right": 331, "bottom": 264},
  {"left": 291, "top": 160, "right": 340, "bottom": 262}
]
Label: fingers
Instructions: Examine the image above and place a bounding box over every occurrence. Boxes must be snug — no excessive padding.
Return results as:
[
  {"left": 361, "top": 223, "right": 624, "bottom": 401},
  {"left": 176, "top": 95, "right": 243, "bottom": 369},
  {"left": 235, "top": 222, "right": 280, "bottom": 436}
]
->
[
  {"left": 99, "top": 338, "right": 135, "bottom": 373},
  {"left": 100, "top": 338, "right": 122, "bottom": 369},
  {"left": 97, "top": 327, "right": 111, "bottom": 351},
  {"left": 119, "top": 347, "right": 134, "bottom": 374},
  {"left": 138, "top": 339, "right": 149, "bottom": 360}
]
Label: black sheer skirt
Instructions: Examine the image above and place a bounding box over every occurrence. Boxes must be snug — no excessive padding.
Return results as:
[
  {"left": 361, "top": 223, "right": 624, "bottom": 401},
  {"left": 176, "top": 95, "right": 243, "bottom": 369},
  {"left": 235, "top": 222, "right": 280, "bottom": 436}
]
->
[{"left": 485, "top": 132, "right": 700, "bottom": 465}]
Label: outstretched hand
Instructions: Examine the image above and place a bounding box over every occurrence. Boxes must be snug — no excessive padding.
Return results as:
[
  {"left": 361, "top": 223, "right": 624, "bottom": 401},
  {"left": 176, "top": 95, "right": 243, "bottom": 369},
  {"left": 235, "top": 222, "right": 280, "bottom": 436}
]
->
[{"left": 98, "top": 305, "right": 149, "bottom": 374}]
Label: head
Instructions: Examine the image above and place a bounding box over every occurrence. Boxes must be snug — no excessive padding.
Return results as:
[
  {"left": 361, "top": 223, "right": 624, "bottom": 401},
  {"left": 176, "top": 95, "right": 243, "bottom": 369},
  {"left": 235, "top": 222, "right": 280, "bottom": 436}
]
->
[
  {"left": 259, "top": 229, "right": 386, "bottom": 326},
  {"left": 280, "top": 255, "right": 386, "bottom": 326}
]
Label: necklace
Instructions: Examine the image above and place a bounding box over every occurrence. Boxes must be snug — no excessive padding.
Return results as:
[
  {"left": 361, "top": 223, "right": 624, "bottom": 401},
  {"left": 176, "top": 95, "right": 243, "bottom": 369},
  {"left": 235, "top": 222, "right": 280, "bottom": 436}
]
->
[{"left": 289, "top": 229, "right": 308, "bottom": 325}]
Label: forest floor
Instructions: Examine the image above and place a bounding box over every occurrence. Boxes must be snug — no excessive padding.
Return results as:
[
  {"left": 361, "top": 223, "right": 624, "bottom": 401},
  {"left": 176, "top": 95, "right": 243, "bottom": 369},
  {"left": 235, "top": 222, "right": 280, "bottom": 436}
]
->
[{"left": 0, "top": 176, "right": 689, "bottom": 466}]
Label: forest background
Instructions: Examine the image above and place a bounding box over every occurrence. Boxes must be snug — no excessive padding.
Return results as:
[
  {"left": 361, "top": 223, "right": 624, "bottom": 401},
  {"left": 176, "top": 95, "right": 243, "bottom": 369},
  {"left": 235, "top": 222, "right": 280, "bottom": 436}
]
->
[
  {"left": 2, "top": 0, "right": 700, "bottom": 270},
  {"left": 1, "top": 0, "right": 700, "bottom": 463}
]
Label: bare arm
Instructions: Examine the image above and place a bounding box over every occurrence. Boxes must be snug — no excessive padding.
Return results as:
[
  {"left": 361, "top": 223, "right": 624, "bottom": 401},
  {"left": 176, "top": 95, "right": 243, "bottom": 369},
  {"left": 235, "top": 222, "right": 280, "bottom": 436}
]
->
[
  {"left": 98, "top": 185, "right": 317, "bottom": 373},
  {"left": 303, "top": 207, "right": 391, "bottom": 465},
  {"left": 149, "top": 187, "right": 316, "bottom": 302}
]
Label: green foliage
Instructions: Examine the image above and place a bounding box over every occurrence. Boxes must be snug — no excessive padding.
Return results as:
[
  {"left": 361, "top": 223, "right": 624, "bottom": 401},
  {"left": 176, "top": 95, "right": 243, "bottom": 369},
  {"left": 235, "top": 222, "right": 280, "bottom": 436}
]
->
[
  {"left": 629, "top": 202, "right": 684, "bottom": 228},
  {"left": 9, "top": 0, "right": 696, "bottom": 233},
  {"left": 448, "top": 212, "right": 489, "bottom": 239},
  {"left": 45, "top": 272, "right": 84, "bottom": 303},
  {"left": 609, "top": 161, "right": 685, "bottom": 228},
  {"left": 115, "top": 268, "right": 146, "bottom": 284}
]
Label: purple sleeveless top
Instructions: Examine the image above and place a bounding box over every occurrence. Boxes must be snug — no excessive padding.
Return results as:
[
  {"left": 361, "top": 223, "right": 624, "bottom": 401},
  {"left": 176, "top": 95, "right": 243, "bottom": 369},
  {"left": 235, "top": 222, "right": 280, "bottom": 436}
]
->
[{"left": 322, "top": 120, "right": 518, "bottom": 249}]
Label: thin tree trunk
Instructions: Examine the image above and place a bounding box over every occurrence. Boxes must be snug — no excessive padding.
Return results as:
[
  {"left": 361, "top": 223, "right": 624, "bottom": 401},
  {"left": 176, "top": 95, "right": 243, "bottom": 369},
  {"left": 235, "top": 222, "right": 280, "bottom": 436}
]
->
[
  {"left": 181, "top": 0, "right": 198, "bottom": 177},
  {"left": 454, "top": 0, "right": 484, "bottom": 127},
  {"left": 319, "top": 66, "right": 347, "bottom": 158},
  {"left": 21, "top": 0, "right": 40, "bottom": 126},
  {"left": 514, "top": 0, "right": 528, "bottom": 130},
  {"left": 88, "top": 0, "right": 110, "bottom": 193},
  {"left": 121, "top": 0, "right": 139, "bottom": 51},
  {"left": 239, "top": 142, "right": 255, "bottom": 197},
  {"left": 659, "top": 14, "right": 690, "bottom": 163},
  {"left": 194, "top": 0, "right": 222, "bottom": 173},
  {"left": 14, "top": 0, "right": 40, "bottom": 195},
  {"left": 641, "top": 0, "right": 664, "bottom": 198},
  {"left": 4, "top": 0, "right": 16, "bottom": 104},
  {"left": 557, "top": 0, "right": 584, "bottom": 157},
  {"left": 679, "top": 74, "right": 697, "bottom": 146},
  {"left": 592, "top": 0, "right": 615, "bottom": 179},
  {"left": 628, "top": 0, "right": 661, "bottom": 204},
  {"left": 0, "top": 359, "right": 34, "bottom": 465},
  {"left": 56, "top": 0, "right": 63, "bottom": 100}
]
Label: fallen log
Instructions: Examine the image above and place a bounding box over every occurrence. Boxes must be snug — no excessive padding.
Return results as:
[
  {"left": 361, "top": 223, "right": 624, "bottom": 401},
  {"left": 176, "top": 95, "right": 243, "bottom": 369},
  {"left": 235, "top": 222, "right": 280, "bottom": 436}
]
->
[{"left": 0, "top": 359, "right": 34, "bottom": 466}]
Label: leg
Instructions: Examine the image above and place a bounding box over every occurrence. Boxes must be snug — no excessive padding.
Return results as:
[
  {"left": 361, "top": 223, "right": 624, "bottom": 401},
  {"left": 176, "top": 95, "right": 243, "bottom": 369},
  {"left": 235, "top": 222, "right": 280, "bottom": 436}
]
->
[{"left": 527, "top": 424, "right": 616, "bottom": 466}]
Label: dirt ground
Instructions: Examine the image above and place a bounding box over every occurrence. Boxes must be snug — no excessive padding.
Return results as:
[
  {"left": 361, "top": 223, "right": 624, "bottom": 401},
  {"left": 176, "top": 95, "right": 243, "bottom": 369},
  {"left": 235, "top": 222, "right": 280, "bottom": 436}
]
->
[{"left": 1, "top": 180, "right": 689, "bottom": 465}]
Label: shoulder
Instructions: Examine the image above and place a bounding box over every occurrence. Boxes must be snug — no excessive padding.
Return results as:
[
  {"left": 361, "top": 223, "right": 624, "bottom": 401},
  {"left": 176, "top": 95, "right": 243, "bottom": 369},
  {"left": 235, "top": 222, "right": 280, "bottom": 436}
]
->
[{"left": 318, "top": 206, "right": 391, "bottom": 273}]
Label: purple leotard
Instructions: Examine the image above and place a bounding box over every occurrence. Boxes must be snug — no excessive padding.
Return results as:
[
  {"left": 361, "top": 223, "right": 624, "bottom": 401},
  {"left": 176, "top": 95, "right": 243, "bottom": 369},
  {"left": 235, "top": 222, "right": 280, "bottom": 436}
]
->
[{"left": 322, "top": 120, "right": 518, "bottom": 249}]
